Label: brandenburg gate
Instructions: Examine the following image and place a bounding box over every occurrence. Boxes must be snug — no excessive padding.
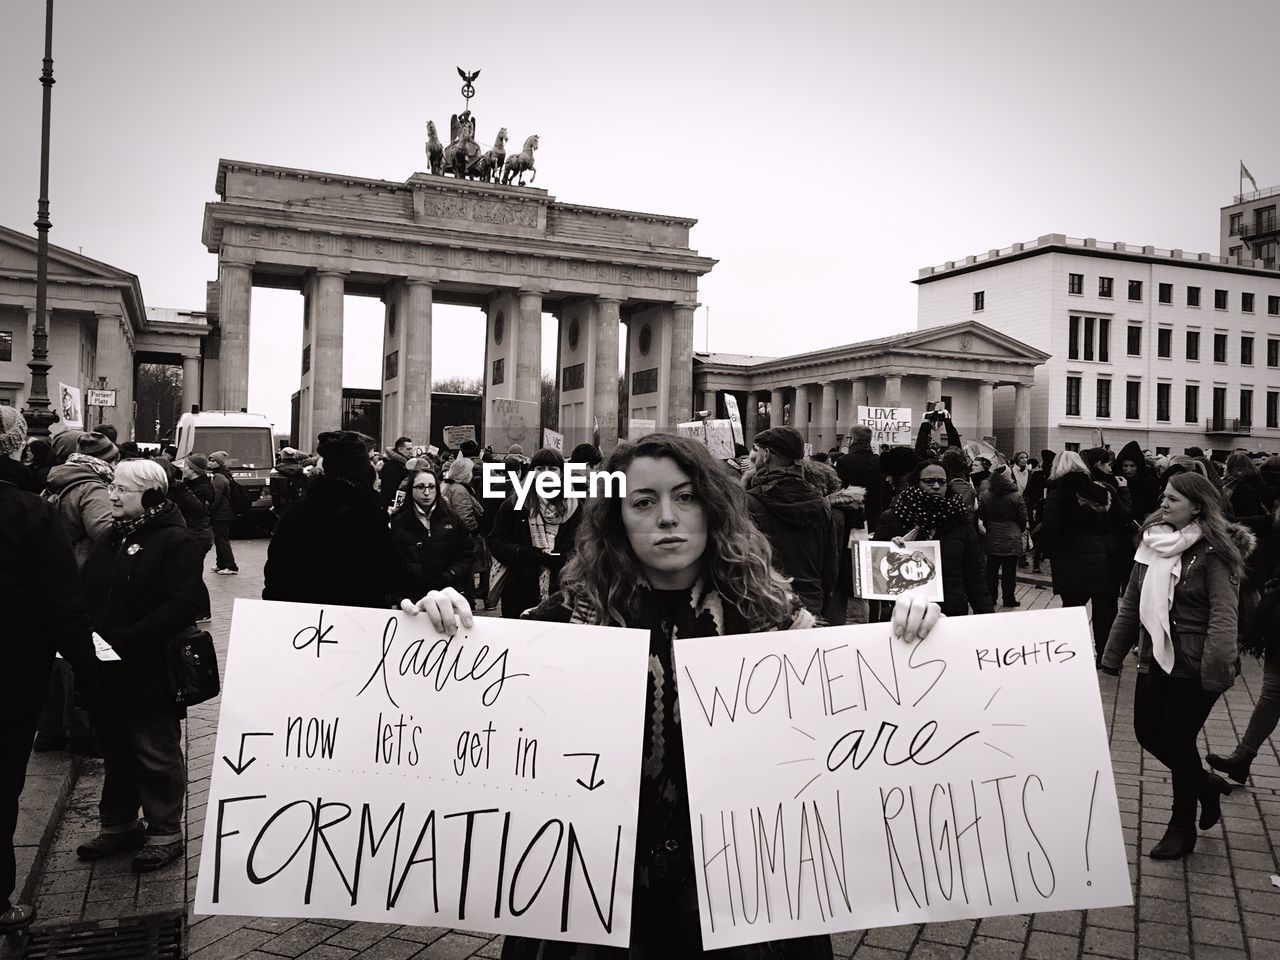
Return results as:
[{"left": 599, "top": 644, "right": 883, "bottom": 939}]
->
[{"left": 201, "top": 159, "right": 715, "bottom": 451}]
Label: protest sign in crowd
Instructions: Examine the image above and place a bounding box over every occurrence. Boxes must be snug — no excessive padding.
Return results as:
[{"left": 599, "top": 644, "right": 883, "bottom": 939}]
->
[{"left": 3, "top": 398, "right": 1279, "bottom": 956}]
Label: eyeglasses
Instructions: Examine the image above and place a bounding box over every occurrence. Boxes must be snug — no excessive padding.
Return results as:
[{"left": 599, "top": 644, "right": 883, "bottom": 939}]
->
[
  {"left": 107, "top": 484, "right": 145, "bottom": 495},
  {"left": 412, "top": 483, "right": 436, "bottom": 491},
  {"left": 920, "top": 478, "right": 947, "bottom": 486}
]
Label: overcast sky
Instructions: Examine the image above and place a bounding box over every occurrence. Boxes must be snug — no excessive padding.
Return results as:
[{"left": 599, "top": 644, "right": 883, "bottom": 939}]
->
[{"left": 3, "top": 0, "right": 1279, "bottom": 431}]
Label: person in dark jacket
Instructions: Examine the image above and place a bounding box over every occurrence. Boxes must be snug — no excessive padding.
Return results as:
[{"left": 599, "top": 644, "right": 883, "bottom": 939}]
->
[
  {"left": 390, "top": 467, "right": 474, "bottom": 598},
  {"left": 978, "top": 465, "right": 1027, "bottom": 607},
  {"left": 1222, "top": 452, "right": 1272, "bottom": 519},
  {"left": 19, "top": 436, "right": 51, "bottom": 492},
  {"left": 1085, "top": 446, "right": 1139, "bottom": 608},
  {"left": 0, "top": 408, "right": 96, "bottom": 930},
  {"left": 263, "top": 431, "right": 406, "bottom": 608},
  {"left": 487, "top": 448, "right": 582, "bottom": 618},
  {"left": 176, "top": 454, "right": 216, "bottom": 622},
  {"left": 77, "top": 459, "right": 203, "bottom": 874},
  {"left": 379, "top": 436, "right": 412, "bottom": 509},
  {"left": 1116, "top": 440, "right": 1160, "bottom": 522},
  {"left": 744, "top": 426, "right": 838, "bottom": 617},
  {"left": 876, "top": 459, "right": 994, "bottom": 617},
  {"left": 835, "top": 425, "right": 883, "bottom": 527},
  {"left": 207, "top": 450, "right": 238, "bottom": 574},
  {"left": 268, "top": 447, "right": 308, "bottom": 525},
  {"left": 1025, "top": 449, "right": 1054, "bottom": 573}
]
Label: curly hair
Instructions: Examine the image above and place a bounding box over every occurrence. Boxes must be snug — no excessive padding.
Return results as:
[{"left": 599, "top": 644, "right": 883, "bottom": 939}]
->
[
  {"left": 557, "top": 433, "right": 795, "bottom": 629},
  {"left": 882, "top": 547, "right": 937, "bottom": 594},
  {"left": 1145, "top": 472, "right": 1246, "bottom": 577}
]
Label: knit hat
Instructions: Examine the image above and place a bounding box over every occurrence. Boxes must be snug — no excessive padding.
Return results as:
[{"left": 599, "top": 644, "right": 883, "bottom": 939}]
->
[
  {"left": 317, "top": 431, "right": 373, "bottom": 482},
  {"left": 184, "top": 453, "right": 209, "bottom": 475},
  {"left": 208, "top": 450, "right": 229, "bottom": 468},
  {"left": 507, "top": 443, "right": 525, "bottom": 457},
  {"left": 116, "top": 441, "right": 142, "bottom": 460},
  {"left": 76, "top": 431, "right": 119, "bottom": 463},
  {"left": 0, "top": 405, "right": 28, "bottom": 457},
  {"left": 447, "top": 456, "right": 473, "bottom": 483},
  {"left": 279, "top": 447, "right": 299, "bottom": 462},
  {"left": 752, "top": 426, "right": 805, "bottom": 462}
]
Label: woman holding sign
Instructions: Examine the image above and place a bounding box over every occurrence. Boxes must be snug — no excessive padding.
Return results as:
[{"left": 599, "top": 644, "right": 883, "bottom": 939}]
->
[
  {"left": 407, "top": 434, "right": 941, "bottom": 957},
  {"left": 1101, "top": 472, "right": 1252, "bottom": 860}
]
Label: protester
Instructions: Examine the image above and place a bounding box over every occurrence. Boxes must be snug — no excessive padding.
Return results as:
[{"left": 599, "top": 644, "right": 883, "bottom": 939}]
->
[
  {"left": 440, "top": 456, "right": 481, "bottom": 532},
  {"left": 1, "top": 408, "right": 96, "bottom": 931},
  {"left": 20, "top": 436, "right": 51, "bottom": 491},
  {"left": 402, "top": 432, "right": 943, "bottom": 958},
  {"left": 567, "top": 442, "right": 603, "bottom": 470},
  {"left": 1116, "top": 440, "right": 1160, "bottom": 521},
  {"left": 1222, "top": 452, "right": 1272, "bottom": 518},
  {"left": 263, "top": 431, "right": 406, "bottom": 608},
  {"left": 835, "top": 425, "right": 884, "bottom": 527},
  {"left": 379, "top": 436, "right": 412, "bottom": 509},
  {"left": 744, "top": 426, "right": 837, "bottom": 617},
  {"left": 95, "top": 423, "right": 118, "bottom": 444},
  {"left": 268, "top": 447, "right": 307, "bottom": 523},
  {"left": 1101, "top": 472, "right": 1252, "bottom": 859},
  {"left": 207, "top": 451, "right": 239, "bottom": 574},
  {"left": 390, "top": 467, "right": 475, "bottom": 598},
  {"left": 940, "top": 448, "right": 978, "bottom": 515},
  {"left": 978, "top": 464, "right": 1027, "bottom": 607},
  {"left": 1010, "top": 450, "right": 1031, "bottom": 496},
  {"left": 1025, "top": 450, "right": 1054, "bottom": 573},
  {"left": 1085, "top": 446, "right": 1139, "bottom": 611},
  {"left": 176, "top": 455, "right": 216, "bottom": 622},
  {"left": 488, "top": 447, "right": 582, "bottom": 618},
  {"left": 78, "top": 459, "right": 204, "bottom": 873}
]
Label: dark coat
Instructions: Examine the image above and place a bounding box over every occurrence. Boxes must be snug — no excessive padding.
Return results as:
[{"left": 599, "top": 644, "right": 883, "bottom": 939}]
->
[
  {"left": 1116, "top": 440, "right": 1160, "bottom": 520},
  {"left": 209, "top": 469, "right": 236, "bottom": 522},
  {"left": 1039, "top": 471, "right": 1112, "bottom": 596},
  {"left": 835, "top": 441, "right": 884, "bottom": 526},
  {"left": 0, "top": 458, "right": 96, "bottom": 719},
  {"left": 977, "top": 469, "right": 1027, "bottom": 556},
  {"left": 390, "top": 499, "right": 475, "bottom": 597},
  {"left": 746, "top": 467, "right": 838, "bottom": 616},
  {"left": 172, "top": 475, "right": 214, "bottom": 547},
  {"left": 263, "top": 475, "right": 407, "bottom": 608},
  {"left": 1226, "top": 474, "right": 1272, "bottom": 520},
  {"left": 875, "top": 502, "right": 993, "bottom": 617},
  {"left": 379, "top": 450, "right": 409, "bottom": 509},
  {"left": 81, "top": 503, "right": 204, "bottom": 719},
  {"left": 269, "top": 461, "right": 307, "bottom": 517},
  {"left": 487, "top": 496, "right": 583, "bottom": 618}
]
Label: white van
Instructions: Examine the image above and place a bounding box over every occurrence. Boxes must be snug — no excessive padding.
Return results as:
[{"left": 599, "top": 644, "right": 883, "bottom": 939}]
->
[{"left": 175, "top": 411, "right": 275, "bottom": 521}]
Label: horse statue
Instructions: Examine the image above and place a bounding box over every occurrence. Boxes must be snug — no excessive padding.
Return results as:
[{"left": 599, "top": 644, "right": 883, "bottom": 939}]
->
[
  {"left": 502, "top": 134, "right": 538, "bottom": 186},
  {"left": 442, "top": 110, "right": 482, "bottom": 179},
  {"left": 466, "top": 126, "right": 507, "bottom": 183},
  {"left": 425, "top": 121, "right": 443, "bottom": 176}
]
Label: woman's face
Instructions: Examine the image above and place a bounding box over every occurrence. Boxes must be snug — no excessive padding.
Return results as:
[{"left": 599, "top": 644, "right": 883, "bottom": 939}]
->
[
  {"left": 621, "top": 456, "right": 708, "bottom": 589},
  {"left": 1119, "top": 460, "right": 1138, "bottom": 478},
  {"left": 1160, "top": 485, "right": 1199, "bottom": 529},
  {"left": 411, "top": 471, "right": 438, "bottom": 510},
  {"left": 107, "top": 481, "right": 146, "bottom": 521},
  {"left": 918, "top": 465, "right": 947, "bottom": 499},
  {"left": 900, "top": 557, "right": 931, "bottom": 582}
]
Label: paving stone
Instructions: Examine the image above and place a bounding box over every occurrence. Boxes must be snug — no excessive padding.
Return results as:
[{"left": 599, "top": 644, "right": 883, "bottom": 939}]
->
[
  {"left": 964, "top": 937, "right": 1022, "bottom": 960},
  {"left": 325, "top": 923, "right": 406, "bottom": 950},
  {"left": 393, "top": 927, "right": 451, "bottom": 945},
  {"left": 190, "top": 928, "right": 277, "bottom": 960},
  {"left": 861, "top": 924, "right": 920, "bottom": 950},
  {"left": 351, "top": 939, "right": 424, "bottom": 960},
  {"left": 917, "top": 920, "right": 973, "bottom": 946},
  {"left": 1082, "top": 924, "right": 1135, "bottom": 959},
  {"left": 1023, "top": 930, "right": 1081, "bottom": 960},
  {"left": 419, "top": 933, "right": 490, "bottom": 959},
  {"left": 259, "top": 921, "right": 342, "bottom": 958},
  {"left": 975, "top": 914, "right": 1028, "bottom": 941},
  {"left": 1136, "top": 920, "right": 1190, "bottom": 952},
  {"left": 295, "top": 947, "right": 358, "bottom": 960}
]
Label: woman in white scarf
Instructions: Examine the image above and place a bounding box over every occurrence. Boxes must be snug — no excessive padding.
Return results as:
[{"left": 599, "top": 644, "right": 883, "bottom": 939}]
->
[{"left": 1101, "top": 472, "right": 1250, "bottom": 860}]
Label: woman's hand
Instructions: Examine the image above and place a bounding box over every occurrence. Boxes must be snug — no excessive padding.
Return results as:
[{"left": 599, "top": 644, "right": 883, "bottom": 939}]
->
[
  {"left": 891, "top": 596, "right": 942, "bottom": 643},
  {"left": 400, "top": 588, "right": 474, "bottom": 633}
]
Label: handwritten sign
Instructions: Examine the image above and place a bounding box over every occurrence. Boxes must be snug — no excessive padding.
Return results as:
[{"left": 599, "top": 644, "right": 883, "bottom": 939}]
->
[
  {"left": 543, "top": 428, "right": 564, "bottom": 452},
  {"left": 195, "top": 600, "right": 649, "bottom": 947},
  {"left": 442, "top": 424, "right": 476, "bottom": 448},
  {"left": 628, "top": 419, "right": 656, "bottom": 438},
  {"left": 677, "top": 420, "right": 736, "bottom": 460},
  {"left": 723, "top": 394, "right": 745, "bottom": 447},
  {"left": 676, "top": 608, "right": 1130, "bottom": 949},
  {"left": 489, "top": 398, "right": 538, "bottom": 448},
  {"left": 858, "top": 406, "right": 912, "bottom": 453}
]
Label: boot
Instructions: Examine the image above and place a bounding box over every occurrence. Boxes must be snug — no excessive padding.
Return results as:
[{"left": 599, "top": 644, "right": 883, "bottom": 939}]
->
[
  {"left": 1148, "top": 824, "right": 1197, "bottom": 860},
  {"left": 1198, "top": 773, "right": 1232, "bottom": 830},
  {"left": 1206, "top": 747, "right": 1254, "bottom": 785},
  {"left": 76, "top": 826, "right": 145, "bottom": 861}
]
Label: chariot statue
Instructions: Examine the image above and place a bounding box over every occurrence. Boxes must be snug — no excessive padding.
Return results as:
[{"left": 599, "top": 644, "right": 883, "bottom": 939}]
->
[{"left": 423, "top": 67, "right": 541, "bottom": 186}]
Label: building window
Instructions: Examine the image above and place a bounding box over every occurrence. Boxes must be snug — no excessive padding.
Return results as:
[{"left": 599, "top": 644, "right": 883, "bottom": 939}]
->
[
  {"left": 1231, "top": 245, "right": 1244, "bottom": 264},
  {"left": 1214, "top": 333, "right": 1228, "bottom": 363},
  {"left": 972, "top": 290, "right": 984, "bottom": 312},
  {"left": 1241, "top": 389, "right": 1254, "bottom": 427},
  {"left": 0, "top": 331, "right": 10, "bottom": 362},
  {"left": 1158, "top": 282, "right": 1173, "bottom": 304},
  {"left": 492, "top": 357, "right": 504, "bottom": 385},
  {"left": 1126, "top": 325, "right": 1142, "bottom": 357},
  {"left": 1230, "top": 212, "right": 1243, "bottom": 235},
  {"left": 1156, "top": 383, "right": 1171, "bottom": 422},
  {"left": 1213, "top": 386, "right": 1227, "bottom": 425},
  {"left": 1185, "top": 384, "right": 1199, "bottom": 423},
  {"left": 1098, "top": 276, "right": 1113, "bottom": 298},
  {"left": 1268, "top": 391, "right": 1279, "bottom": 429},
  {"left": 1065, "top": 376, "right": 1082, "bottom": 416},
  {"left": 1243, "top": 292, "right": 1255, "bottom": 313},
  {"left": 1215, "top": 289, "right": 1228, "bottom": 310},
  {"left": 1064, "top": 442, "right": 1081, "bottom": 452},
  {"left": 1258, "top": 240, "right": 1277, "bottom": 270},
  {"left": 1187, "top": 286, "right": 1201, "bottom": 307},
  {"left": 1125, "top": 381, "right": 1141, "bottom": 420},
  {"left": 301, "top": 345, "right": 310, "bottom": 374},
  {"left": 1186, "top": 330, "right": 1200, "bottom": 360},
  {"left": 1128, "top": 280, "right": 1143, "bottom": 301},
  {"left": 384, "top": 351, "right": 399, "bottom": 381},
  {"left": 1095, "top": 378, "right": 1111, "bottom": 418},
  {"left": 1270, "top": 295, "right": 1280, "bottom": 316},
  {"left": 1068, "top": 273, "right": 1084, "bottom": 295},
  {"left": 562, "top": 362, "right": 585, "bottom": 391},
  {"left": 1068, "top": 315, "right": 1080, "bottom": 360},
  {"left": 1157, "top": 328, "right": 1172, "bottom": 358},
  {"left": 1242, "top": 336, "right": 1254, "bottom": 365},
  {"left": 1084, "top": 317, "right": 1095, "bottom": 361},
  {"left": 1098, "top": 317, "right": 1110, "bottom": 362},
  {"left": 1269, "top": 339, "right": 1280, "bottom": 367},
  {"left": 1156, "top": 446, "right": 1170, "bottom": 456},
  {"left": 632, "top": 368, "right": 658, "bottom": 395}
]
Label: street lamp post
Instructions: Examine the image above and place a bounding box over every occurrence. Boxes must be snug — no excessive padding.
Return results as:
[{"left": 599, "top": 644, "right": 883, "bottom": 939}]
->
[{"left": 22, "top": 0, "right": 58, "bottom": 436}]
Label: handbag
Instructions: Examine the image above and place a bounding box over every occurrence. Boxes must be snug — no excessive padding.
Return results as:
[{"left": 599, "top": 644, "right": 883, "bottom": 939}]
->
[
  {"left": 486, "top": 558, "right": 508, "bottom": 609},
  {"left": 166, "top": 625, "right": 221, "bottom": 707}
]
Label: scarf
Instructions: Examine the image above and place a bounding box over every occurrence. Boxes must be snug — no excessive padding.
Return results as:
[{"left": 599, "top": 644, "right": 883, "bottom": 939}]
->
[
  {"left": 1135, "top": 522, "right": 1202, "bottom": 673},
  {"left": 115, "top": 501, "right": 170, "bottom": 538},
  {"left": 892, "top": 484, "right": 968, "bottom": 536},
  {"left": 66, "top": 452, "right": 115, "bottom": 483},
  {"left": 528, "top": 495, "right": 579, "bottom": 599}
]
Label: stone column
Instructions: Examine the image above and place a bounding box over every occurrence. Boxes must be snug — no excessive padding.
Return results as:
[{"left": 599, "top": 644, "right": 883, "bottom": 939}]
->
[
  {"left": 403, "top": 281, "right": 433, "bottom": 445},
  {"left": 1014, "top": 383, "right": 1032, "bottom": 454},
  {"left": 309, "top": 270, "right": 346, "bottom": 440},
  {"left": 701, "top": 391, "right": 717, "bottom": 417},
  {"left": 793, "top": 384, "right": 810, "bottom": 444},
  {"left": 847, "top": 378, "right": 867, "bottom": 435},
  {"left": 743, "top": 391, "right": 759, "bottom": 441},
  {"left": 883, "top": 375, "right": 902, "bottom": 407},
  {"left": 977, "top": 381, "right": 995, "bottom": 440},
  {"left": 925, "top": 378, "right": 943, "bottom": 405},
  {"left": 95, "top": 313, "right": 132, "bottom": 437},
  {"left": 592, "top": 298, "right": 621, "bottom": 452},
  {"left": 668, "top": 304, "right": 695, "bottom": 425},
  {"left": 182, "top": 356, "right": 201, "bottom": 415},
  {"left": 769, "top": 388, "right": 785, "bottom": 429},
  {"left": 819, "top": 381, "right": 838, "bottom": 451},
  {"left": 217, "top": 260, "right": 253, "bottom": 411},
  {"left": 515, "top": 290, "right": 543, "bottom": 410}
]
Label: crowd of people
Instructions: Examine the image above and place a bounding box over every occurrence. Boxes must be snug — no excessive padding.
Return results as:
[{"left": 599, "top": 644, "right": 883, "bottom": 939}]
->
[{"left": 3, "top": 399, "right": 1280, "bottom": 949}]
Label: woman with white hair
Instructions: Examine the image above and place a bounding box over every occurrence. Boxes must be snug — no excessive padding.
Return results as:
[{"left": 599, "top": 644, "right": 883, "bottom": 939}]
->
[{"left": 76, "top": 458, "right": 204, "bottom": 873}]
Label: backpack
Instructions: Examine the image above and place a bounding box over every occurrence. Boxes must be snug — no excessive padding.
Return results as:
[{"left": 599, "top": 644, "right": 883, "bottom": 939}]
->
[{"left": 224, "top": 473, "right": 252, "bottom": 518}]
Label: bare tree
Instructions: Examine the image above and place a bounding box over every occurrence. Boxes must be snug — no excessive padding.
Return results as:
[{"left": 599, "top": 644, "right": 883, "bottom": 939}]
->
[
  {"left": 541, "top": 373, "right": 557, "bottom": 430},
  {"left": 432, "top": 375, "right": 483, "bottom": 395},
  {"left": 135, "top": 363, "right": 184, "bottom": 442}
]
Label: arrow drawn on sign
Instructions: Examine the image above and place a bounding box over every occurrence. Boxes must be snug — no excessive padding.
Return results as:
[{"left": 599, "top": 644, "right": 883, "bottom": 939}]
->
[
  {"left": 563, "top": 751, "right": 605, "bottom": 791},
  {"left": 223, "top": 731, "right": 274, "bottom": 775}
]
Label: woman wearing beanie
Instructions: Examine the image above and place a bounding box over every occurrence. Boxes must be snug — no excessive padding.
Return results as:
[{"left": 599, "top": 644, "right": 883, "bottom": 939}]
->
[{"left": 1101, "top": 473, "right": 1254, "bottom": 859}]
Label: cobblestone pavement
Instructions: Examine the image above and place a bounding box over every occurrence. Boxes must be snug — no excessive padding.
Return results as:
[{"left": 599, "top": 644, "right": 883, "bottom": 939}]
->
[{"left": 32, "top": 537, "right": 1280, "bottom": 959}]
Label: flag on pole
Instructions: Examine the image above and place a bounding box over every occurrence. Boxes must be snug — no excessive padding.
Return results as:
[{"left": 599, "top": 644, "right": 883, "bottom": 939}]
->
[{"left": 1241, "top": 161, "right": 1259, "bottom": 192}]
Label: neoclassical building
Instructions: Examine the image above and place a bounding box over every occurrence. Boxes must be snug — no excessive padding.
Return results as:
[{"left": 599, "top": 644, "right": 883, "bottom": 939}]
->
[{"left": 692, "top": 320, "right": 1049, "bottom": 453}]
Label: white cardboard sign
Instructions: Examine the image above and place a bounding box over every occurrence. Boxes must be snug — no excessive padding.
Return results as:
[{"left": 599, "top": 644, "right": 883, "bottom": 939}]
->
[
  {"left": 677, "top": 608, "right": 1130, "bottom": 949},
  {"left": 851, "top": 540, "right": 945, "bottom": 603},
  {"left": 723, "top": 394, "right": 745, "bottom": 447},
  {"left": 858, "top": 406, "right": 912, "bottom": 452},
  {"left": 442, "top": 424, "right": 477, "bottom": 447},
  {"left": 59, "top": 383, "right": 83, "bottom": 429},
  {"left": 542, "top": 427, "right": 564, "bottom": 452},
  {"left": 195, "top": 600, "right": 649, "bottom": 947}
]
